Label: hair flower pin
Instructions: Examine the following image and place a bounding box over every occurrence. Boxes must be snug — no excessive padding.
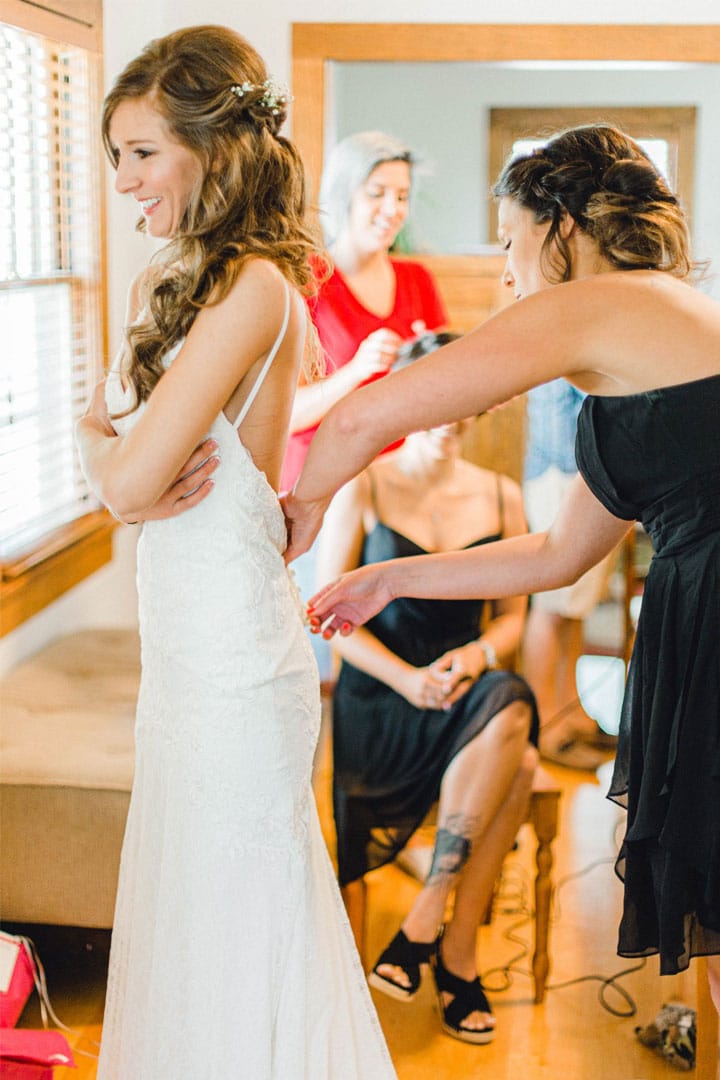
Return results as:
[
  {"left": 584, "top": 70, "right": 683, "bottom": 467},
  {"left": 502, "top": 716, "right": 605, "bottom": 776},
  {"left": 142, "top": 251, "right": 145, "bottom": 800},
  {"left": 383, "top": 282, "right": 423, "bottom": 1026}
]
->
[
  {"left": 229, "top": 77, "right": 292, "bottom": 116},
  {"left": 260, "top": 77, "right": 292, "bottom": 116},
  {"left": 230, "top": 81, "right": 254, "bottom": 99}
]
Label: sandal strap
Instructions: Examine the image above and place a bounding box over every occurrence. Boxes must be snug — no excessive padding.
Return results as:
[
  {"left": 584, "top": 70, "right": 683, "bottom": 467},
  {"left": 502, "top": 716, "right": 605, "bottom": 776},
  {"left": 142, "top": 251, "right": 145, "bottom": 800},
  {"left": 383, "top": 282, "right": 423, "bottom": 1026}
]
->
[
  {"left": 373, "top": 929, "right": 435, "bottom": 993},
  {"left": 433, "top": 944, "right": 492, "bottom": 1028},
  {"left": 434, "top": 960, "right": 485, "bottom": 998},
  {"left": 443, "top": 978, "right": 492, "bottom": 1030}
]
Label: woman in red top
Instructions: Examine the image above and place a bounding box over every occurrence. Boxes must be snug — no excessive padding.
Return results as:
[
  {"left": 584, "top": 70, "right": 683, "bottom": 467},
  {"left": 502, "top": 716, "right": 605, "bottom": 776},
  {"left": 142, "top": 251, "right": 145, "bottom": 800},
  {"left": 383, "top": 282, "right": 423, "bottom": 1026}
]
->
[
  {"left": 282, "top": 131, "right": 446, "bottom": 680},
  {"left": 281, "top": 131, "right": 447, "bottom": 492}
]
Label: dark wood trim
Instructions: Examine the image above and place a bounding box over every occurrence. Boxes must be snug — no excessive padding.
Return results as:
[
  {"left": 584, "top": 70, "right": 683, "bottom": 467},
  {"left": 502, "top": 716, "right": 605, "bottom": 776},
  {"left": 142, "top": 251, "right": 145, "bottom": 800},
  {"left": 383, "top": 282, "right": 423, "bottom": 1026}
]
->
[
  {"left": 0, "top": 0, "right": 101, "bottom": 49},
  {"left": 292, "top": 23, "right": 720, "bottom": 63},
  {"left": 0, "top": 511, "right": 116, "bottom": 636}
]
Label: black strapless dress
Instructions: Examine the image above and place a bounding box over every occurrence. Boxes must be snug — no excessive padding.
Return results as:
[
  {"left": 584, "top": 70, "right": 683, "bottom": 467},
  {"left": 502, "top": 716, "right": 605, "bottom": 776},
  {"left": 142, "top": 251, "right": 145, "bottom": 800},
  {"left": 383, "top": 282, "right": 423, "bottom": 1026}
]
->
[
  {"left": 576, "top": 373, "right": 720, "bottom": 974},
  {"left": 332, "top": 522, "right": 539, "bottom": 887}
]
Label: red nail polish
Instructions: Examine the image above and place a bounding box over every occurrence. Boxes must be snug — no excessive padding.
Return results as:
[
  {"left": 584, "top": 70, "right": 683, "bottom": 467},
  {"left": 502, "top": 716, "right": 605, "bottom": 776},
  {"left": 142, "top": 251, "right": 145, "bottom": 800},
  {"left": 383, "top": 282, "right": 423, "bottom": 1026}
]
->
[{"left": 341, "top": 622, "right": 351, "bottom": 633}]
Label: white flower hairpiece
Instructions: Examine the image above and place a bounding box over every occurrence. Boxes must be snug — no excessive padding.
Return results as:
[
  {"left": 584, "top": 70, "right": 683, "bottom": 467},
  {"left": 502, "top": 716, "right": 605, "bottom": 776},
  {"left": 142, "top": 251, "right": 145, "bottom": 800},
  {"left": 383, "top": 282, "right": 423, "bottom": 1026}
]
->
[{"left": 229, "top": 77, "right": 292, "bottom": 117}]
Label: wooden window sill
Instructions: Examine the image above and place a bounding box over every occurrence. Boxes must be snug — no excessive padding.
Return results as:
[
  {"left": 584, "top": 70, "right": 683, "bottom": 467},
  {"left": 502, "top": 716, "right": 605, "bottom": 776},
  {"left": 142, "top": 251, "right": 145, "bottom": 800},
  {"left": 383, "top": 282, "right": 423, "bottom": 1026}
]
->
[{"left": 0, "top": 511, "right": 117, "bottom": 637}]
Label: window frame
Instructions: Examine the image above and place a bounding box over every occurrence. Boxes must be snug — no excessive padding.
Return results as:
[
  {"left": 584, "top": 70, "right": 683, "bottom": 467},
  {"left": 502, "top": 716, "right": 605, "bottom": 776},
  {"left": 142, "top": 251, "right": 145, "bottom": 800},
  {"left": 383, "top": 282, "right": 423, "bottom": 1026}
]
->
[
  {"left": 0, "top": 0, "right": 111, "bottom": 637},
  {"left": 487, "top": 105, "right": 697, "bottom": 242}
]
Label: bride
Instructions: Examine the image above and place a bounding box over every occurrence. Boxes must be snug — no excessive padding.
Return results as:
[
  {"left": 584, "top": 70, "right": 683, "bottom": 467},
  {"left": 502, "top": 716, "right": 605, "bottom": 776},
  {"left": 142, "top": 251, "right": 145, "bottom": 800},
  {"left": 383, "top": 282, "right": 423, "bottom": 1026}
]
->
[{"left": 76, "top": 24, "right": 396, "bottom": 1079}]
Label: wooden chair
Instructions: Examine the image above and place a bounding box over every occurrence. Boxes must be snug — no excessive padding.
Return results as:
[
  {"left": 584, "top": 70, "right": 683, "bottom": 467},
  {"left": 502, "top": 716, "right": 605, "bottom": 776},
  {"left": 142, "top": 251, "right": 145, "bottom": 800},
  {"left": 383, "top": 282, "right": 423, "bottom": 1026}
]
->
[{"left": 341, "top": 764, "right": 561, "bottom": 1005}]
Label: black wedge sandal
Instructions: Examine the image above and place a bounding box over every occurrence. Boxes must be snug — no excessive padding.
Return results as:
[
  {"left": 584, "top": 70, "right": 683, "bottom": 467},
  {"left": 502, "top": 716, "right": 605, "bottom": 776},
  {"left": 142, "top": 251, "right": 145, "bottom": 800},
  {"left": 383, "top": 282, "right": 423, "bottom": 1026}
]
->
[
  {"left": 431, "top": 938, "right": 496, "bottom": 1044},
  {"left": 368, "top": 929, "right": 436, "bottom": 1002}
]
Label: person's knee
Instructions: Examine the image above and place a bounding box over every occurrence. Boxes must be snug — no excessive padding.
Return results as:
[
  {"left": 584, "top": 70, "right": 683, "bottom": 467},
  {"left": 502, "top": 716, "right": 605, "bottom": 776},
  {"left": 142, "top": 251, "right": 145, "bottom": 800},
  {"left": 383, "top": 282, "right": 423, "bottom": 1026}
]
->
[
  {"left": 510, "top": 744, "right": 539, "bottom": 808},
  {"left": 518, "top": 743, "right": 539, "bottom": 785},
  {"left": 492, "top": 700, "right": 533, "bottom": 746}
]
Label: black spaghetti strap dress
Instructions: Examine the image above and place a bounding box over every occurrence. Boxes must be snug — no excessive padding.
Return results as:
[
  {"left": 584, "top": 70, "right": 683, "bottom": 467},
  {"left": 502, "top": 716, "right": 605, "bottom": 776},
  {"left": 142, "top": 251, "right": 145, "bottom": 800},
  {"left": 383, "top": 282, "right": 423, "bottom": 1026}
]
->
[
  {"left": 576, "top": 373, "right": 720, "bottom": 974},
  {"left": 332, "top": 478, "right": 539, "bottom": 887}
]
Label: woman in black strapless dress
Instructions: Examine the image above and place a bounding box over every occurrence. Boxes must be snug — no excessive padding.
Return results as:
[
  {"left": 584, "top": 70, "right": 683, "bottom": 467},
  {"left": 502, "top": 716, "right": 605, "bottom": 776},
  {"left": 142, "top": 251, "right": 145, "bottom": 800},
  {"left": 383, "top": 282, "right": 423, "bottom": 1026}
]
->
[
  {"left": 318, "top": 401, "right": 538, "bottom": 1044},
  {"left": 288, "top": 124, "right": 720, "bottom": 1025},
  {"left": 576, "top": 382, "right": 720, "bottom": 974}
]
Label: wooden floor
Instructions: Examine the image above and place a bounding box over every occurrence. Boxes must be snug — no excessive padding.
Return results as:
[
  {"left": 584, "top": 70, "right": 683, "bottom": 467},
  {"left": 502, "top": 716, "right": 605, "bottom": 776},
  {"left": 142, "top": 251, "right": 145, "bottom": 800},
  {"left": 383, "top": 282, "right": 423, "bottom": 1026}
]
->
[{"left": 9, "top": 711, "right": 715, "bottom": 1080}]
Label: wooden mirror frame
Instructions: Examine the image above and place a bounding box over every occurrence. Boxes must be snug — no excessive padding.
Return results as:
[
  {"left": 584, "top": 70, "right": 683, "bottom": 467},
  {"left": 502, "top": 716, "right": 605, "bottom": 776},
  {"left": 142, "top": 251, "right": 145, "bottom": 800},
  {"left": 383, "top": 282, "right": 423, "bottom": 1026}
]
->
[{"left": 292, "top": 22, "right": 720, "bottom": 195}]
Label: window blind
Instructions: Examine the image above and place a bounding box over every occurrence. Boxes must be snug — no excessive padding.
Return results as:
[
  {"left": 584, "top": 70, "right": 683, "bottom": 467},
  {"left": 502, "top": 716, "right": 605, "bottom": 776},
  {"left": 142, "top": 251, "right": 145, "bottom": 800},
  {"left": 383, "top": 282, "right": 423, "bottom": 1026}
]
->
[{"left": 0, "top": 21, "right": 103, "bottom": 562}]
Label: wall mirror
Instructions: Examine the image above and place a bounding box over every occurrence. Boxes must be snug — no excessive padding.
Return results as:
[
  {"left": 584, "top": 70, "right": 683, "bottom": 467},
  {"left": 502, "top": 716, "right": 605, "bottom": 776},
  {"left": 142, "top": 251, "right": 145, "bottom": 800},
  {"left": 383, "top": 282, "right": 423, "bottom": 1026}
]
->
[
  {"left": 291, "top": 24, "right": 720, "bottom": 479},
  {"left": 292, "top": 24, "right": 718, "bottom": 252}
]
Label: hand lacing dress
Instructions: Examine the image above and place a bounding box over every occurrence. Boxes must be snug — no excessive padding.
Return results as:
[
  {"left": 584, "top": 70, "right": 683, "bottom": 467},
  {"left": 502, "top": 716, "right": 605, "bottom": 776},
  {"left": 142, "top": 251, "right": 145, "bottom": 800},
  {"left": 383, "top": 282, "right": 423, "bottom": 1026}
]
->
[
  {"left": 576, "top": 373, "right": 720, "bottom": 974},
  {"left": 99, "top": 283, "right": 397, "bottom": 1079}
]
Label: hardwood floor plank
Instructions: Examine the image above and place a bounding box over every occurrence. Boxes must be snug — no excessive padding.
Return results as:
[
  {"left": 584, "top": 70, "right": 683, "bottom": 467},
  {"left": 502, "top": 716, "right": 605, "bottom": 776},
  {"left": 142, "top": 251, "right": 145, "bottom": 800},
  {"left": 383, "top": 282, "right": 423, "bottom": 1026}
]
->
[{"left": 6, "top": 745, "right": 716, "bottom": 1078}]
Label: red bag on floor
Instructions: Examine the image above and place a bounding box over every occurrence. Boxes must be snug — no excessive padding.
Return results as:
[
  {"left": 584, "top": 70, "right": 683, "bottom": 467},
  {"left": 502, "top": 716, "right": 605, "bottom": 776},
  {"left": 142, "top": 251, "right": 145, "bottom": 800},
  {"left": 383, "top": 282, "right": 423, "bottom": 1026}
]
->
[
  {"left": 0, "top": 935, "right": 35, "bottom": 1028},
  {"left": 0, "top": 1029, "right": 75, "bottom": 1079}
]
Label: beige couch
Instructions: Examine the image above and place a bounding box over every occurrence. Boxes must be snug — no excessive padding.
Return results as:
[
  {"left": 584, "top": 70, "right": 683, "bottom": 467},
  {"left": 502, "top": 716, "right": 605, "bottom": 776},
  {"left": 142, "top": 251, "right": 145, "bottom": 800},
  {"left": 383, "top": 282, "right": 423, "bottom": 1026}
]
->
[{"left": 0, "top": 630, "right": 139, "bottom": 928}]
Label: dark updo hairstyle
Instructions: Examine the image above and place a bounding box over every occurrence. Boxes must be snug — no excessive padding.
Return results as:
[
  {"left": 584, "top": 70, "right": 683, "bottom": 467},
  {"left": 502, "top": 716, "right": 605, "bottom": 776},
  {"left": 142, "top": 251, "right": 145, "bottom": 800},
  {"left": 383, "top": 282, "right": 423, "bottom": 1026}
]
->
[
  {"left": 493, "top": 124, "right": 697, "bottom": 283},
  {"left": 102, "top": 25, "right": 322, "bottom": 409}
]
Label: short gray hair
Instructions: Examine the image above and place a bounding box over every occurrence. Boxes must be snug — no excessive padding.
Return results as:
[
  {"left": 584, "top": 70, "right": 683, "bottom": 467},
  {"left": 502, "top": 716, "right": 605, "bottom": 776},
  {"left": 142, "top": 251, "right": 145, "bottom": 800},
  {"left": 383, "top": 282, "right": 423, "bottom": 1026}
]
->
[{"left": 319, "top": 130, "right": 415, "bottom": 245}]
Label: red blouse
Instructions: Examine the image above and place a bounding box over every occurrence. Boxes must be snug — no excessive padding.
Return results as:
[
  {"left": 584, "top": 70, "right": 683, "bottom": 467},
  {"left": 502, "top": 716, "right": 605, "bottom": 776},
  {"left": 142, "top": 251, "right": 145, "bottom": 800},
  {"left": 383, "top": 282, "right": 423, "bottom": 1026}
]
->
[{"left": 282, "top": 259, "right": 447, "bottom": 490}]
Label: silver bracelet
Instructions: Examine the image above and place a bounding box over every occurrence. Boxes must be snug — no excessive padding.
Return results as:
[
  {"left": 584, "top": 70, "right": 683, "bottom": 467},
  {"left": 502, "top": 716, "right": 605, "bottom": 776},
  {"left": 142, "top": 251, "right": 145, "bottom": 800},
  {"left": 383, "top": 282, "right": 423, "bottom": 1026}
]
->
[{"left": 478, "top": 639, "right": 499, "bottom": 671}]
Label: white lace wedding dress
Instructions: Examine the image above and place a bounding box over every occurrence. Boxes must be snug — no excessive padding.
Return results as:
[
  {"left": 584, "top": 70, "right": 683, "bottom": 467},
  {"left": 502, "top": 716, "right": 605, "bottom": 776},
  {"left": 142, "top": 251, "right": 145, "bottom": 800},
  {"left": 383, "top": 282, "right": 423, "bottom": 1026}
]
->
[{"left": 98, "top": 286, "right": 396, "bottom": 1079}]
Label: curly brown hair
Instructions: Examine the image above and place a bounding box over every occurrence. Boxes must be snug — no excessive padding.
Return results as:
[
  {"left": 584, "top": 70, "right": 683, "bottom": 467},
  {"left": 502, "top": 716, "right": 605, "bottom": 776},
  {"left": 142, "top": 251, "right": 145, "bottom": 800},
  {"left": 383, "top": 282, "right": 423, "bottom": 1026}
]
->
[
  {"left": 493, "top": 124, "right": 698, "bottom": 284},
  {"left": 102, "top": 25, "right": 324, "bottom": 409}
]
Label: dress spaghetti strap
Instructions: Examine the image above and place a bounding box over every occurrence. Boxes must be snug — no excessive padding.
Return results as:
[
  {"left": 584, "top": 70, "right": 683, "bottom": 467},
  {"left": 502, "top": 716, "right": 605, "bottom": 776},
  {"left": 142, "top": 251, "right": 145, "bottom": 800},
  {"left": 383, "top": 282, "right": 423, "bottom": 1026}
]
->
[{"left": 232, "top": 279, "right": 291, "bottom": 431}]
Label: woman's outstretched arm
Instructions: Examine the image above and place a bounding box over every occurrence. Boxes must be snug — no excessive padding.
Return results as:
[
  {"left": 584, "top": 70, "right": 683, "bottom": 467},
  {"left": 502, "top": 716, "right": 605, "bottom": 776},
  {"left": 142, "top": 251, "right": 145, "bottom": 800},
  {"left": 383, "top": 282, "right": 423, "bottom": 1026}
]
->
[
  {"left": 283, "top": 276, "right": 618, "bottom": 561},
  {"left": 308, "top": 475, "right": 632, "bottom": 637},
  {"left": 284, "top": 271, "right": 712, "bottom": 561},
  {"left": 314, "top": 471, "right": 448, "bottom": 703}
]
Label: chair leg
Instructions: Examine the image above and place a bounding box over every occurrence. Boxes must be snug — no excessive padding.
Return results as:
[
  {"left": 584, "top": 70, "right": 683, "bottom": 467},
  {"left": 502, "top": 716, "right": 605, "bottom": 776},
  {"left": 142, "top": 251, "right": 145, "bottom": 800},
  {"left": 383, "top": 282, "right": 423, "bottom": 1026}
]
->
[
  {"left": 341, "top": 878, "right": 368, "bottom": 965},
  {"left": 528, "top": 789, "right": 560, "bottom": 1004},
  {"left": 696, "top": 958, "right": 719, "bottom": 1080}
]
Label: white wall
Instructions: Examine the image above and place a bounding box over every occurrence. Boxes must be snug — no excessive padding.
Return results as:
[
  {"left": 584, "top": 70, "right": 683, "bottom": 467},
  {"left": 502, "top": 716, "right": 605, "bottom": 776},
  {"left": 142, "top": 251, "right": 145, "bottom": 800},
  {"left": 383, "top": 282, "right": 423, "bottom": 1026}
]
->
[{"left": 2, "top": 0, "right": 717, "bottom": 674}]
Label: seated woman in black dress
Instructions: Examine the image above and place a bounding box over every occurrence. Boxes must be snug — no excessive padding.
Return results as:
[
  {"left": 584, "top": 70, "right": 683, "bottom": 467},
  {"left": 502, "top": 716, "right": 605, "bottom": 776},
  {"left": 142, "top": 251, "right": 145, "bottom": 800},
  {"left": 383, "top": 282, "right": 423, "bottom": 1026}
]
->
[{"left": 317, "top": 335, "right": 539, "bottom": 1044}]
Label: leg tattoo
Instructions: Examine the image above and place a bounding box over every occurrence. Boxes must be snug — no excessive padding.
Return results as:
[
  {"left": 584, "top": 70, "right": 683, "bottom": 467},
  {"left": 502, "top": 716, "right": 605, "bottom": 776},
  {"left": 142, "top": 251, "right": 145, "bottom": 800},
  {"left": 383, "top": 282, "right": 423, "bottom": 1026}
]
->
[{"left": 427, "top": 828, "right": 471, "bottom": 885}]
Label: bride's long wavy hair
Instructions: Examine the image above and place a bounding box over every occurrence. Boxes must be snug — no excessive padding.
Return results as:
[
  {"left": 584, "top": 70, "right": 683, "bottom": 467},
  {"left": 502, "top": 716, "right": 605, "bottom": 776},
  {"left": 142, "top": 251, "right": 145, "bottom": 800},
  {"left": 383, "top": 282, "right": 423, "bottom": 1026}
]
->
[{"left": 102, "top": 25, "right": 323, "bottom": 410}]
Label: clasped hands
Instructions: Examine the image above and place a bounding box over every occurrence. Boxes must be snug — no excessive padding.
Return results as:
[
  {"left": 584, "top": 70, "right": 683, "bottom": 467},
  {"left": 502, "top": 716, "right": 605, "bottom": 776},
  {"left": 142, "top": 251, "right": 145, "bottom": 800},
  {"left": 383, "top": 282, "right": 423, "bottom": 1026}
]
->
[{"left": 397, "top": 645, "right": 487, "bottom": 711}]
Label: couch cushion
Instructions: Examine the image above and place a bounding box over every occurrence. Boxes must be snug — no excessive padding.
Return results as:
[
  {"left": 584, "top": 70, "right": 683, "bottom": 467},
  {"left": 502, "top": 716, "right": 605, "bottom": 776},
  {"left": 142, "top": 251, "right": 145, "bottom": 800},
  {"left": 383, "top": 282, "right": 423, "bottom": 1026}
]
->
[{"left": 0, "top": 629, "right": 139, "bottom": 791}]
